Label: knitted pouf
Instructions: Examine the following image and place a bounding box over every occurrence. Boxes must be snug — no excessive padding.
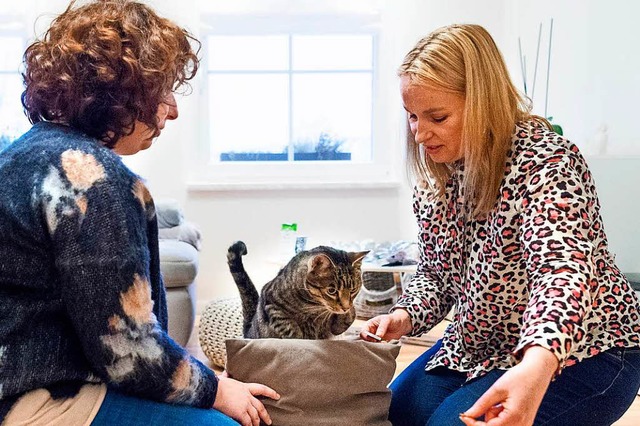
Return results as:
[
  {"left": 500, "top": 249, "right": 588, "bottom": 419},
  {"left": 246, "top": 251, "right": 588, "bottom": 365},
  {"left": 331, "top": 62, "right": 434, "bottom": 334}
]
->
[{"left": 199, "top": 297, "right": 244, "bottom": 369}]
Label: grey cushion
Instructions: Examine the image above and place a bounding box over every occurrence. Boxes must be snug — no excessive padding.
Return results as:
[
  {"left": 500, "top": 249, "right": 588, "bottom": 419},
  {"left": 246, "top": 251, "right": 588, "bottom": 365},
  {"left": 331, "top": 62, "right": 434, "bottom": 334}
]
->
[
  {"left": 159, "top": 239, "right": 198, "bottom": 288},
  {"left": 158, "top": 222, "right": 202, "bottom": 250},
  {"left": 155, "top": 199, "right": 184, "bottom": 228},
  {"left": 225, "top": 338, "right": 400, "bottom": 426}
]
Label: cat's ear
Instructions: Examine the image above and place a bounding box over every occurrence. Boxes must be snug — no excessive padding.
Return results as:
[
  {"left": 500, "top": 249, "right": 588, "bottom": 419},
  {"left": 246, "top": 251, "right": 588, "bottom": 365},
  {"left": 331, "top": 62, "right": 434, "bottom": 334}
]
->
[
  {"left": 349, "top": 251, "right": 369, "bottom": 267},
  {"left": 307, "top": 254, "right": 335, "bottom": 275}
]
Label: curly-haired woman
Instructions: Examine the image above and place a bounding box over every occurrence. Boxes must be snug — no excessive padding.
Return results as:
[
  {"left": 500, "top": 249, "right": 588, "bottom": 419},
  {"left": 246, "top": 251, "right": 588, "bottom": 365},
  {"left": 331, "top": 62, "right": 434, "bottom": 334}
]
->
[{"left": 0, "top": 1, "right": 278, "bottom": 425}]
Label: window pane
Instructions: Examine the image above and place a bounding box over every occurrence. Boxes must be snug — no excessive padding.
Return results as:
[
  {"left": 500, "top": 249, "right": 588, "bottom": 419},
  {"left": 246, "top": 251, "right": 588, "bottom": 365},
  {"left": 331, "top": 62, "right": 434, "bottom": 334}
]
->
[
  {"left": 0, "top": 36, "right": 23, "bottom": 71},
  {"left": 291, "top": 73, "right": 372, "bottom": 161},
  {"left": 292, "top": 35, "right": 372, "bottom": 71},
  {"left": 0, "top": 74, "right": 29, "bottom": 149},
  {"left": 208, "top": 35, "right": 289, "bottom": 71},
  {"left": 209, "top": 74, "right": 289, "bottom": 161}
]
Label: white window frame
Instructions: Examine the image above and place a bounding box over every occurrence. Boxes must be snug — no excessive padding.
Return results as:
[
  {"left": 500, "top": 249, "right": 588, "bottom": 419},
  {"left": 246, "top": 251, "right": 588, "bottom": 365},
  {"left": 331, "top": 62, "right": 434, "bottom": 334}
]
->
[
  {"left": 0, "top": 16, "right": 29, "bottom": 148},
  {"left": 188, "top": 14, "right": 400, "bottom": 191}
]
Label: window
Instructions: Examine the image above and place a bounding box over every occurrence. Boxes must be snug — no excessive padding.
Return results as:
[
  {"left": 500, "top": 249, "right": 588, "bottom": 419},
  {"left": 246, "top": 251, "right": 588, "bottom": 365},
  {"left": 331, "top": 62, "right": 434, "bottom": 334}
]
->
[
  {"left": 208, "top": 34, "right": 373, "bottom": 163},
  {"left": 190, "top": 13, "right": 398, "bottom": 189},
  {"left": 0, "top": 31, "right": 28, "bottom": 151}
]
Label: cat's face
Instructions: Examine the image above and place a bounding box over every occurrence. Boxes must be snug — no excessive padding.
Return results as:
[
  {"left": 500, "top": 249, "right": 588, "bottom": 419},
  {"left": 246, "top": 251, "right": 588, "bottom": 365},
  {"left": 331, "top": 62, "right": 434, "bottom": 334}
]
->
[{"left": 304, "top": 250, "right": 369, "bottom": 314}]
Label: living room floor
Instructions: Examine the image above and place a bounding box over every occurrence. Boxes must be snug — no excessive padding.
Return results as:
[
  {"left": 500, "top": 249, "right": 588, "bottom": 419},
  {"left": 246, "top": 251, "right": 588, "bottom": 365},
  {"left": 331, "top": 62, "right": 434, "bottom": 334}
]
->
[{"left": 185, "top": 318, "right": 640, "bottom": 425}]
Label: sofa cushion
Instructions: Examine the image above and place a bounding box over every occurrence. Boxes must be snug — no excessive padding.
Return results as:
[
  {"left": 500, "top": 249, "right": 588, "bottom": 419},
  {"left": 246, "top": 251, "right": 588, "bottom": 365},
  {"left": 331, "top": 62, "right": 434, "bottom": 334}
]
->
[
  {"left": 158, "top": 222, "right": 202, "bottom": 250},
  {"left": 155, "top": 199, "right": 184, "bottom": 228},
  {"left": 159, "top": 240, "right": 198, "bottom": 288},
  {"left": 225, "top": 338, "right": 400, "bottom": 426}
]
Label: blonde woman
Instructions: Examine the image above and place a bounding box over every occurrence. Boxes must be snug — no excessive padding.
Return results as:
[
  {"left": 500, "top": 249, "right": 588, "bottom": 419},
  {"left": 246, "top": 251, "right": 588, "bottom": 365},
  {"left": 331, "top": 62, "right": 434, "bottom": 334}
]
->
[{"left": 362, "top": 24, "right": 640, "bottom": 425}]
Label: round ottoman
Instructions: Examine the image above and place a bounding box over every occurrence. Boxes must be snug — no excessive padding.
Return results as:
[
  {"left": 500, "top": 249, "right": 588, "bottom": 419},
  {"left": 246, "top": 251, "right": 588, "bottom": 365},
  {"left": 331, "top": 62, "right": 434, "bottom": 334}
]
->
[{"left": 199, "top": 297, "right": 244, "bottom": 369}]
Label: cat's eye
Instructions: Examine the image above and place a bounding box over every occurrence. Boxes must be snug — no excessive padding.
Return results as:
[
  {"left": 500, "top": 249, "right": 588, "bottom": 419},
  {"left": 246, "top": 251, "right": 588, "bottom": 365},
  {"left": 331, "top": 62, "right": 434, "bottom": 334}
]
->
[{"left": 327, "top": 287, "right": 337, "bottom": 295}]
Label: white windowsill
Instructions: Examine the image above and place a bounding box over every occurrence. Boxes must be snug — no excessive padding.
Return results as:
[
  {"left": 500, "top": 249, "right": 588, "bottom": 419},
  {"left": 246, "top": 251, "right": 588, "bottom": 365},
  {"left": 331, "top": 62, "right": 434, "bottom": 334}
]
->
[{"left": 187, "top": 179, "right": 401, "bottom": 191}]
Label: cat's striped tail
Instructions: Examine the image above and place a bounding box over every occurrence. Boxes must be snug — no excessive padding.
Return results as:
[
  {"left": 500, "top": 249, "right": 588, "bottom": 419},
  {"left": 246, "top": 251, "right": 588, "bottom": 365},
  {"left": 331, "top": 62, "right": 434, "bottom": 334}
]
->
[{"left": 227, "top": 241, "right": 259, "bottom": 336}]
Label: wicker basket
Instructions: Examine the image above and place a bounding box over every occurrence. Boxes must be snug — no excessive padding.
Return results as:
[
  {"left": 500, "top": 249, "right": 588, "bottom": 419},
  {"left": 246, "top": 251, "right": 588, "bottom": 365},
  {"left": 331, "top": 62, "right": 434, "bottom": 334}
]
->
[
  {"left": 199, "top": 297, "right": 244, "bottom": 369},
  {"left": 354, "top": 272, "right": 398, "bottom": 320}
]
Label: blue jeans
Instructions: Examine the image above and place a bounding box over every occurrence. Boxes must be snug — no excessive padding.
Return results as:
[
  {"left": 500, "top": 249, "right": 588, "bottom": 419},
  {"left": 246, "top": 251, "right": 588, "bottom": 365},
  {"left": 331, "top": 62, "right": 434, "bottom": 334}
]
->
[
  {"left": 389, "top": 340, "right": 640, "bottom": 426},
  {"left": 91, "top": 389, "right": 239, "bottom": 425}
]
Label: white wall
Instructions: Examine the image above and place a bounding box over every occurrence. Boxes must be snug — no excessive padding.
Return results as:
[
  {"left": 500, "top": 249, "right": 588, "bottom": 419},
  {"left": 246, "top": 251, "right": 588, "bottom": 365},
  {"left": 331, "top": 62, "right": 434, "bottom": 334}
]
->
[
  {"left": 144, "top": 0, "right": 512, "bottom": 310},
  {"left": 504, "top": 0, "right": 640, "bottom": 156},
  {"left": 501, "top": 0, "right": 640, "bottom": 273},
  {"left": 17, "top": 0, "right": 640, "bottom": 310}
]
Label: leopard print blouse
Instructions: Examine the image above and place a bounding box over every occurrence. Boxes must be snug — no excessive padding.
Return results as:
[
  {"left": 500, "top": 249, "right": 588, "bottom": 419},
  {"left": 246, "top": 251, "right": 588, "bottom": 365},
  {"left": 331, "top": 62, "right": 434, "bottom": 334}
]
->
[{"left": 395, "top": 121, "right": 640, "bottom": 380}]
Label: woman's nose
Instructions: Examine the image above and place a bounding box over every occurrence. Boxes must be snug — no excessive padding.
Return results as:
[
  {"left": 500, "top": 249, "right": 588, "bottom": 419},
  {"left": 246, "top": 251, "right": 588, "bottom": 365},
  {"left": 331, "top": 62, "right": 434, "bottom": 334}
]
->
[
  {"left": 413, "top": 121, "right": 432, "bottom": 144},
  {"left": 165, "top": 93, "right": 178, "bottom": 121}
]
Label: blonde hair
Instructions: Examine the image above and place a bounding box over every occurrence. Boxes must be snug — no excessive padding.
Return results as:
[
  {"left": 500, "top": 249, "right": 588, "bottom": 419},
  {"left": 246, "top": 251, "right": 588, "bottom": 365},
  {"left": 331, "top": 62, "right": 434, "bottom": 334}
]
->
[{"left": 399, "top": 23, "right": 549, "bottom": 217}]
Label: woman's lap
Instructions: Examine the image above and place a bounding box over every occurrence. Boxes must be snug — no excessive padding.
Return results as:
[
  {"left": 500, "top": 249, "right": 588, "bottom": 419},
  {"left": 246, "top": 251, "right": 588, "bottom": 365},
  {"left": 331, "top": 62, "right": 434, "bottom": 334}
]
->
[
  {"left": 91, "top": 389, "right": 239, "bottom": 426},
  {"left": 389, "top": 340, "right": 466, "bottom": 425},
  {"left": 534, "top": 347, "right": 640, "bottom": 425},
  {"left": 389, "top": 341, "right": 640, "bottom": 426}
]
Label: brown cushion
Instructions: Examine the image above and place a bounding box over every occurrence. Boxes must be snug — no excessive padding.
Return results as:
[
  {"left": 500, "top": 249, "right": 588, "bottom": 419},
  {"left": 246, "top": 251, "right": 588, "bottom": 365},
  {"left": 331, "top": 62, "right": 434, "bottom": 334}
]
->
[{"left": 225, "top": 338, "right": 400, "bottom": 426}]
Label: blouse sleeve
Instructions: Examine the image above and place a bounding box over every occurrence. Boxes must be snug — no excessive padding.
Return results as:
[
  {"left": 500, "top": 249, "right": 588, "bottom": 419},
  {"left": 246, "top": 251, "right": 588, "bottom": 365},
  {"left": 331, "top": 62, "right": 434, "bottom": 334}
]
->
[
  {"left": 40, "top": 149, "right": 217, "bottom": 408},
  {"left": 515, "top": 154, "right": 596, "bottom": 371},
  {"left": 393, "top": 185, "right": 455, "bottom": 336}
]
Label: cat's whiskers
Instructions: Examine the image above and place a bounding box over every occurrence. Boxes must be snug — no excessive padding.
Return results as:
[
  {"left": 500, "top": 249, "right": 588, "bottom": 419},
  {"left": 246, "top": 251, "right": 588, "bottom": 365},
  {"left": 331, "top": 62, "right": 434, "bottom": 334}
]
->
[{"left": 299, "top": 303, "right": 329, "bottom": 316}]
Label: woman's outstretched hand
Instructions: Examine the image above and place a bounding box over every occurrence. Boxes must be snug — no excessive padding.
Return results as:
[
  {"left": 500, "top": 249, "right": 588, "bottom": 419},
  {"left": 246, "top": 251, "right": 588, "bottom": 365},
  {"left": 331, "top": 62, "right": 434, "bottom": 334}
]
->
[
  {"left": 360, "top": 308, "right": 413, "bottom": 342},
  {"left": 459, "top": 346, "right": 558, "bottom": 426},
  {"left": 213, "top": 372, "right": 280, "bottom": 426}
]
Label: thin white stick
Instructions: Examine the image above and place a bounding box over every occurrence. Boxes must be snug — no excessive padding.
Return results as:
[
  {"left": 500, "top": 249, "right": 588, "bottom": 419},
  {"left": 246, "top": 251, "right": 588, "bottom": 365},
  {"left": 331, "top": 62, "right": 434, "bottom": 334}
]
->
[
  {"left": 518, "top": 37, "right": 527, "bottom": 95},
  {"left": 523, "top": 55, "right": 528, "bottom": 95},
  {"left": 544, "top": 18, "right": 554, "bottom": 118},
  {"left": 531, "top": 22, "right": 542, "bottom": 102}
]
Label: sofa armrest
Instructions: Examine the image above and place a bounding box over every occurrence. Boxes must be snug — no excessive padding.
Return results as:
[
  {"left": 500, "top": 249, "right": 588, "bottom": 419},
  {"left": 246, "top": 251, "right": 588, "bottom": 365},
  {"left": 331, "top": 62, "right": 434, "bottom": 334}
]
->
[{"left": 159, "top": 240, "right": 199, "bottom": 288}]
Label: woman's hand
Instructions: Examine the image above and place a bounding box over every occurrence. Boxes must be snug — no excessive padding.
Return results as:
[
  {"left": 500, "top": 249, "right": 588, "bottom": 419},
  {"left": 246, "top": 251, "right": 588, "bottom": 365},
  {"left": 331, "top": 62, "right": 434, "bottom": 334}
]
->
[
  {"left": 459, "top": 346, "right": 559, "bottom": 426},
  {"left": 213, "top": 372, "right": 280, "bottom": 426},
  {"left": 360, "top": 309, "right": 413, "bottom": 342}
]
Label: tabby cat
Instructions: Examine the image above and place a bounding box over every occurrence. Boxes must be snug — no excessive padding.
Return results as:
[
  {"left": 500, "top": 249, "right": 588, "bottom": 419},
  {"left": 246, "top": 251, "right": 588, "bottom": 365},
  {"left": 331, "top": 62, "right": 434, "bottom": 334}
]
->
[{"left": 227, "top": 241, "right": 368, "bottom": 339}]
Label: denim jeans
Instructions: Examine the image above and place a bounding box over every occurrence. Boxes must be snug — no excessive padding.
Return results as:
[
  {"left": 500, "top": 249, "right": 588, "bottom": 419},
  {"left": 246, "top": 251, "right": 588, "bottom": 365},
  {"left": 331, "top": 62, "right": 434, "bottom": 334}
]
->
[
  {"left": 91, "top": 390, "right": 239, "bottom": 425},
  {"left": 389, "top": 340, "right": 640, "bottom": 426}
]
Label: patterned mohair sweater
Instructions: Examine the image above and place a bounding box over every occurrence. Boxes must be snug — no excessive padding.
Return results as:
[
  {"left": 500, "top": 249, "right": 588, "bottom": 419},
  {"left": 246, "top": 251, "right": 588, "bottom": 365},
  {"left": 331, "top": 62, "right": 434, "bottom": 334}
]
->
[{"left": 0, "top": 122, "right": 217, "bottom": 420}]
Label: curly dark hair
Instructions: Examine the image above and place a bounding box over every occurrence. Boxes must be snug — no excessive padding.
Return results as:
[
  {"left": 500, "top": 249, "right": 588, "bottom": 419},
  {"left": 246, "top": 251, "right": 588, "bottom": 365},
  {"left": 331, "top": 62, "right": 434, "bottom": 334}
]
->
[{"left": 21, "top": 0, "right": 200, "bottom": 148}]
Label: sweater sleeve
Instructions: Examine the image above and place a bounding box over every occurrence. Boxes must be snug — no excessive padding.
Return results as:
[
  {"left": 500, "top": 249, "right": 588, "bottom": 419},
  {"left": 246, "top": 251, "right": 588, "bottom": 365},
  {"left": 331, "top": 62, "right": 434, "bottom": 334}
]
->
[
  {"left": 393, "top": 186, "right": 455, "bottom": 336},
  {"left": 515, "top": 155, "right": 595, "bottom": 370},
  {"left": 39, "top": 148, "right": 217, "bottom": 408}
]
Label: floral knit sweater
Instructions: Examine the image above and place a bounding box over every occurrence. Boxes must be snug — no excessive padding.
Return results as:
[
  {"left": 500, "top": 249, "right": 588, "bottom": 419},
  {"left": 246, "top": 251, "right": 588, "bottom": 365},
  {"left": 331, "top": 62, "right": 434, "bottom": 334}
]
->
[
  {"left": 0, "top": 122, "right": 217, "bottom": 420},
  {"left": 395, "top": 122, "right": 640, "bottom": 379}
]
